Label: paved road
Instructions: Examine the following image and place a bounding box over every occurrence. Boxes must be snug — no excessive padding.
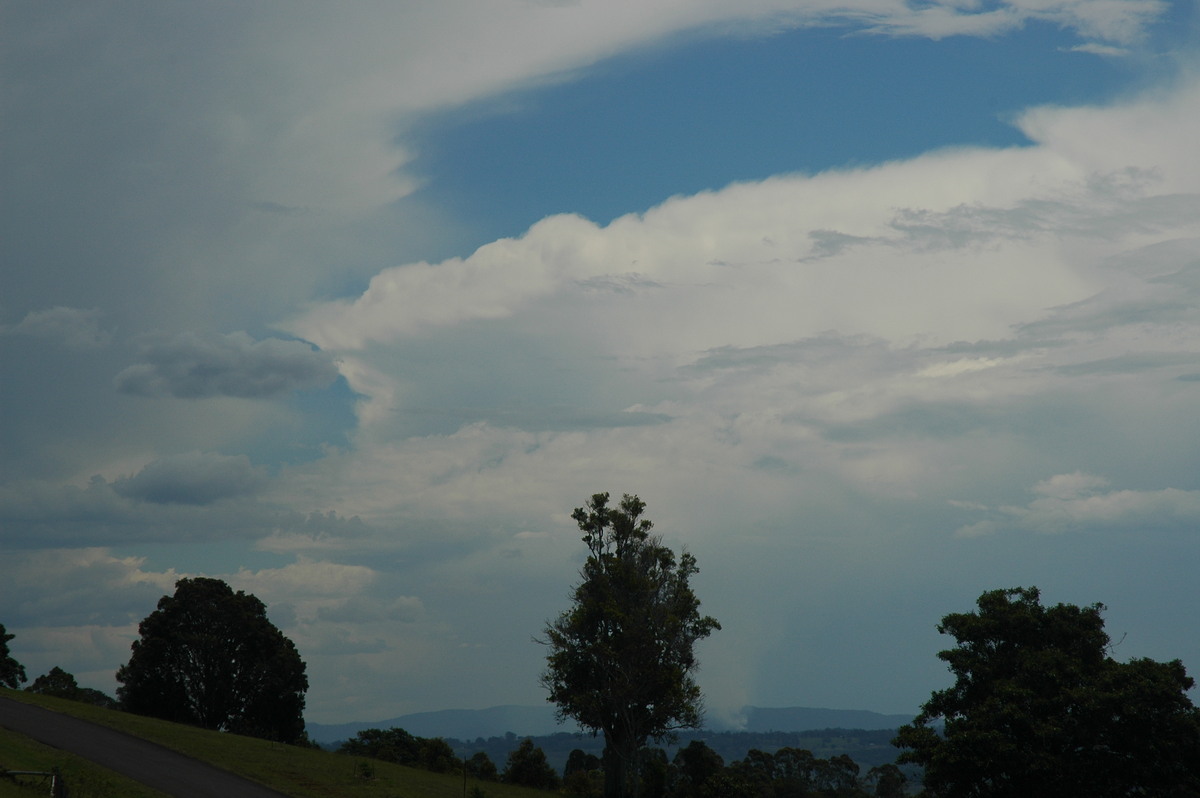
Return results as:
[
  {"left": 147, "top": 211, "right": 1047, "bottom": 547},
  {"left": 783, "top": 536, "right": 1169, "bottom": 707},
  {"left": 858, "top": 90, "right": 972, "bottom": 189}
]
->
[{"left": 0, "top": 697, "right": 292, "bottom": 798}]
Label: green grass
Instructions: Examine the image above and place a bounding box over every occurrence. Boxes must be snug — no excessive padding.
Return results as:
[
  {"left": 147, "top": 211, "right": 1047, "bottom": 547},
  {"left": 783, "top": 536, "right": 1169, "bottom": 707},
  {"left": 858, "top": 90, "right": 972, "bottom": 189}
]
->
[
  {"left": 0, "top": 722, "right": 168, "bottom": 798},
  {"left": 1, "top": 690, "right": 552, "bottom": 798}
]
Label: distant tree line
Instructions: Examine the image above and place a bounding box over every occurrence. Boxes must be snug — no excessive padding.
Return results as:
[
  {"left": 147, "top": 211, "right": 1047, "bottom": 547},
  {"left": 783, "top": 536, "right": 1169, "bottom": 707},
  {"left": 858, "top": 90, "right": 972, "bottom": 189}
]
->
[
  {"left": 335, "top": 726, "right": 559, "bottom": 789},
  {"left": 559, "top": 739, "right": 907, "bottom": 798},
  {"left": 334, "top": 727, "right": 907, "bottom": 798},
  {"left": 433, "top": 727, "right": 900, "bottom": 781}
]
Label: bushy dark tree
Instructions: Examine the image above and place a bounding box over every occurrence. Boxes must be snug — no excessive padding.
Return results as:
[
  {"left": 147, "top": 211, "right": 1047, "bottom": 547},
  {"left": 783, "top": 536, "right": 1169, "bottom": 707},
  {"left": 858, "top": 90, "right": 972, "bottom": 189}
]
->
[
  {"left": 895, "top": 586, "right": 1200, "bottom": 797},
  {"left": 542, "top": 493, "right": 720, "bottom": 798},
  {"left": 864, "top": 764, "right": 906, "bottom": 798},
  {"left": 1, "top": 623, "right": 27, "bottom": 688},
  {"left": 565, "top": 748, "right": 605, "bottom": 798},
  {"left": 564, "top": 768, "right": 605, "bottom": 798},
  {"left": 815, "top": 754, "right": 860, "bottom": 797},
  {"left": 465, "top": 751, "right": 498, "bottom": 781},
  {"left": 26, "top": 666, "right": 78, "bottom": 697},
  {"left": 25, "top": 666, "right": 117, "bottom": 708},
  {"left": 672, "top": 740, "right": 724, "bottom": 798},
  {"left": 639, "top": 747, "right": 670, "bottom": 798},
  {"left": 566, "top": 748, "right": 604, "bottom": 778},
  {"left": 501, "top": 737, "right": 559, "bottom": 790},
  {"left": 116, "top": 577, "right": 308, "bottom": 743},
  {"left": 339, "top": 727, "right": 422, "bottom": 764},
  {"left": 718, "top": 746, "right": 876, "bottom": 798},
  {"left": 418, "top": 736, "right": 460, "bottom": 774},
  {"left": 338, "top": 726, "right": 464, "bottom": 774}
]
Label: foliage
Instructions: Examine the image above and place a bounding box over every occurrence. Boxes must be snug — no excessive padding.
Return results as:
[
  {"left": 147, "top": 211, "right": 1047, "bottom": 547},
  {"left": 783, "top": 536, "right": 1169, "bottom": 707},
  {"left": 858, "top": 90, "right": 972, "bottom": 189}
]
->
[
  {"left": 115, "top": 577, "right": 308, "bottom": 744},
  {"left": 467, "top": 750, "right": 499, "bottom": 781},
  {"left": 339, "top": 726, "right": 422, "bottom": 764},
  {"left": 565, "top": 748, "right": 603, "bottom": 778},
  {"left": 563, "top": 768, "right": 604, "bottom": 798},
  {"left": 863, "top": 764, "right": 906, "bottom": 798},
  {"left": 26, "top": 667, "right": 117, "bottom": 709},
  {"left": 0, "top": 624, "right": 26, "bottom": 689},
  {"left": 338, "top": 727, "right": 476, "bottom": 776},
  {"left": 663, "top": 742, "right": 885, "bottom": 798},
  {"left": 501, "top": 738, "right": 560, "bottom": 790},
  {"left": 542, "top": 493, "right": 720, "bottom": 798},
  {"left": 638, "top": 747, "right": 669, "bottom": 798},
  {"left": 895, "top": 586, "right": 1200, "bottom": 797},
  {"left": 671, "top": 740, "right": 724, "bottom": 798},
  {"left": 26, "top": 666, "right": 78, "bottom": 698},
  {"left": 420, "top": 736, "right": 461, "bottom": 774}
]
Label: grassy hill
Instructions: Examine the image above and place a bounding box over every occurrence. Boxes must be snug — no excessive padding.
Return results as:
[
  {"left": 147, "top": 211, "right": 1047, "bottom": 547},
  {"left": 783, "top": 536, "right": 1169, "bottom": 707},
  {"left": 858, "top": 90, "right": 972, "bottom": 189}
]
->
[{"left": 0, "top": 690, "right": 552, "bottom": 798}]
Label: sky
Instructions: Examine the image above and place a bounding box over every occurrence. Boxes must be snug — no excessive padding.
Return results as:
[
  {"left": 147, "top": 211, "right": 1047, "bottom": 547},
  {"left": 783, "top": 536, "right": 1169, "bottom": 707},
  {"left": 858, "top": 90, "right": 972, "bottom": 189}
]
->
[{"left": 3, "top": 0, "right": 1200, "bottom": 728}]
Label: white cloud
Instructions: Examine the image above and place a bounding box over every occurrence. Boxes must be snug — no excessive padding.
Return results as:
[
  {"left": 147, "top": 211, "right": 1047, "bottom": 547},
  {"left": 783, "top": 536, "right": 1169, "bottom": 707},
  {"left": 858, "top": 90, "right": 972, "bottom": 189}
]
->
[
  {"left": 287, "top": 146, "right": 1092, "bottom": 373},
  {"left": 0, "top": 549, "right": 178, "bottom": 629},
  {"left": 229, "top": 558, "right": 377, "bottom": 601},
  {"left": 957, "top": 473, "right": 1200, "bottom": 535},
  {"left": 1065, "top": 42, "right": 1132, "bottom": 57}
]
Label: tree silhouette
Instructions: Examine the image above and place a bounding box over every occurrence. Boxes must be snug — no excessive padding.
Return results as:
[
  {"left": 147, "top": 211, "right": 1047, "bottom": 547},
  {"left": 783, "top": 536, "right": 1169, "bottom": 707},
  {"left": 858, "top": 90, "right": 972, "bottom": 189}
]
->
[
  {"left": 116, "top": 577, "right": 308, "bottom": 743},
  {"left": 896, "top": 586, "right": 1200, "bottom": 797},
  {"left": 542, "top": 493, "right": 720, "bottom": 798},
  {"left": 0, "top": 623, "right": 26, "bottom": 688}
]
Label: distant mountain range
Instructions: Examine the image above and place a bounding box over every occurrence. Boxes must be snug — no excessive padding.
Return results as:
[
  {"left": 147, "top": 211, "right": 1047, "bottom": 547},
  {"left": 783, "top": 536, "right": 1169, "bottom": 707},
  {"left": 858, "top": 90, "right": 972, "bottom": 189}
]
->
[{"left": 306, "top": 705, "right": 915, "bottom": 745}]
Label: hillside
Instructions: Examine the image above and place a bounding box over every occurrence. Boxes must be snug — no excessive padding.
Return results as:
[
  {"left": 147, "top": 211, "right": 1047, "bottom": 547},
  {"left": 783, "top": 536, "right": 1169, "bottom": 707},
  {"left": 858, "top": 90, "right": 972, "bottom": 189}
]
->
[{"left": 0, "top": 690, "right": 552, "bottom": 798}]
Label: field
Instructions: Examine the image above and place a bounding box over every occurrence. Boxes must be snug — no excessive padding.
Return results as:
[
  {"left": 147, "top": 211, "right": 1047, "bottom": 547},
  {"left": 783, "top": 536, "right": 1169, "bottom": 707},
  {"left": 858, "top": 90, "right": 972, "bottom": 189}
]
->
[{"left": 0, "top": 690, "right": 552, "bottom": 798}]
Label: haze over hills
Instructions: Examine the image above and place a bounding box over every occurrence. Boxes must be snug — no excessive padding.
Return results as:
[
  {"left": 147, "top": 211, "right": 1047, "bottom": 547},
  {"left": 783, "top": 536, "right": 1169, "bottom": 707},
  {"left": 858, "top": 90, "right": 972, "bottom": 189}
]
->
[{"left": 305, "top": 705, "right": 915, "bottom": 745}]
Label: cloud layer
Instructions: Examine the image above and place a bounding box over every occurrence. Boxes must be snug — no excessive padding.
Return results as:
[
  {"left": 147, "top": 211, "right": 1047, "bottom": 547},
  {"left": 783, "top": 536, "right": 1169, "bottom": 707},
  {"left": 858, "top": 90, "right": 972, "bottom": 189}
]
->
[{"left": 3, "top": 1, "right": 1197, "bottom": 725}]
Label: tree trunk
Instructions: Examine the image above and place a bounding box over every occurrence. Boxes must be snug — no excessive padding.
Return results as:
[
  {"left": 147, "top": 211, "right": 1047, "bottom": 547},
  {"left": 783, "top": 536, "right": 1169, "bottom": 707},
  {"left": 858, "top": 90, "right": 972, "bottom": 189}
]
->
[{"left": 603, "top": 735, "right": 641, "bottom": 798}]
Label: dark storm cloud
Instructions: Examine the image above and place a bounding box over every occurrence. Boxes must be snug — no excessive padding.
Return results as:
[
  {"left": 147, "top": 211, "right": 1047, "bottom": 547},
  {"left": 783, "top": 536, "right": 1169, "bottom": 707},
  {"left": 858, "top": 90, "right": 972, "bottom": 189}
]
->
[
  {"left": 112, "top": 452, "right": 268, "bottom": 505},
  {"left": 115, "top": 331, "right": 338, "bottom": 399},
  {"left": 0, "top": 473, "right": 368, "bottom": 548}
]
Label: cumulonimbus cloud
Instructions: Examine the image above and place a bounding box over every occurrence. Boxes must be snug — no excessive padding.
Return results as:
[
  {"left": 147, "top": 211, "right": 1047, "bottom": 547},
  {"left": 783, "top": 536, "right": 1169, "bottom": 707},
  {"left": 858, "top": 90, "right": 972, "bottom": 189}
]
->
[{"left": 115, "top": 331, "right": 338, "bottom": 399}]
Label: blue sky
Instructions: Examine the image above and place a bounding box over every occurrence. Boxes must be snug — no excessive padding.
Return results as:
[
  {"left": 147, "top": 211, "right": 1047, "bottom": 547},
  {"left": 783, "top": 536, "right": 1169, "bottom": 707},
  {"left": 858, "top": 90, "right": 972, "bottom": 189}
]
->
[
  {"left": 3, "top": 0, "right": 1200, "bottom": 727},
  {"left": 412, "top": 22, "right": 1138, "bottom": 239}
]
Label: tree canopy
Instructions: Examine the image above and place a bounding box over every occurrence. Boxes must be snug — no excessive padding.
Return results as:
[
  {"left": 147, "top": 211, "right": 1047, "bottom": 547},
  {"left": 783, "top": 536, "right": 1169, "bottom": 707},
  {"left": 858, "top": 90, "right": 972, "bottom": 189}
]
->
[
  {"left": 501, "top": 737, "right": 560, "bottom": 790},
  {"left": 116, "top": 577, "right": 308, "bottom": 744},
  {"left": 542, "top": 492, "right": 720, "bottom": 798},
  {"left": 338, "top": 726, "right": 462, "bottom": 774},
  {"left": 0, "top": 623, "right": 26, "bottom": 689},
  {"left": 26, "top": 666, "right": 117, "bottom": 708},
  {"left": 894, "top": 586, "right": 1200, "bottom": 797}
]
